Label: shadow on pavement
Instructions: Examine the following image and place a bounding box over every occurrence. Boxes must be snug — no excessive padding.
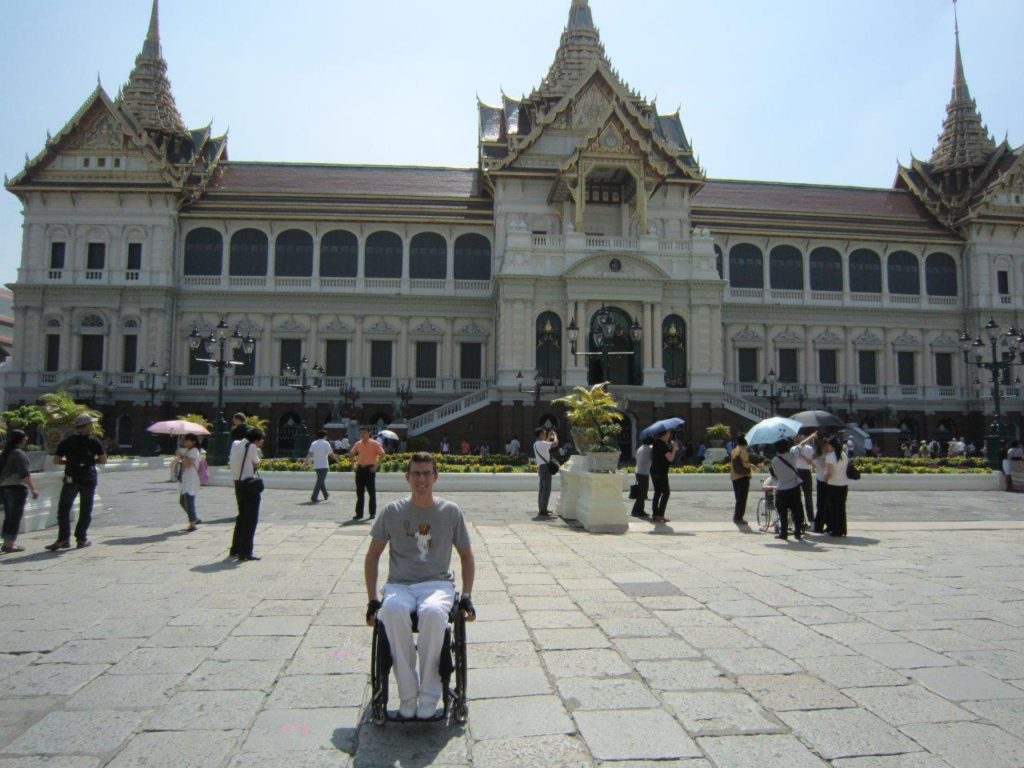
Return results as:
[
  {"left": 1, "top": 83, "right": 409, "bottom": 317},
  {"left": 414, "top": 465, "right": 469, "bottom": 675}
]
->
[
  {"left": 102, "top": 530, "right": 190, "bottom": 546},
  {"left": 0, "top": 550, "right": 63, "bottom": 565},
  {"left": 190, "top": 558, "right": 240, "bottom": 573},
  {"left": 350, "top": 711, "right": 465, "bottom": 767},
  {"left": 817, "top": 536, "right": 881, "bottom": 547}
]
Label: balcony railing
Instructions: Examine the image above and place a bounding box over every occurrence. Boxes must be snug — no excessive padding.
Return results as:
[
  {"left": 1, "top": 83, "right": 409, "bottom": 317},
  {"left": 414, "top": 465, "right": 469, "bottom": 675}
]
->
[{"left": 727, "top": 288, "right": 963, "bottom": 308}]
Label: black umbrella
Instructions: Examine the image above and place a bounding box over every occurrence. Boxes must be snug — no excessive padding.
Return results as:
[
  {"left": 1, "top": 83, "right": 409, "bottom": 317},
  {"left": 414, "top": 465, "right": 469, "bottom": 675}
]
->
[{"left": 789, "top": 410, "right": 845, "bottom": 429}]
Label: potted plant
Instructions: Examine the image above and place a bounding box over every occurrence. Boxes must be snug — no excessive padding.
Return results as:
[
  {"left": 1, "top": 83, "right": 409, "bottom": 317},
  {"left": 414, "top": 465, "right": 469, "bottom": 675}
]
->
[
  {"left": 38, "top": 390, "right": 103, "bottom": 453},
  {"left": 553, "top": 382, "right": 623, "bottom": 472},
  {"left": 705, "top": 423, "right": 732, "bottom": 448}
]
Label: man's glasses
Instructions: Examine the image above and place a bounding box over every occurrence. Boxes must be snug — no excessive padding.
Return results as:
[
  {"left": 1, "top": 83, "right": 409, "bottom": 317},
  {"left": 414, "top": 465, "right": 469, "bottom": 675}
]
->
[{"left": 407, "top": 470, "right": 436, "bottom": 479}]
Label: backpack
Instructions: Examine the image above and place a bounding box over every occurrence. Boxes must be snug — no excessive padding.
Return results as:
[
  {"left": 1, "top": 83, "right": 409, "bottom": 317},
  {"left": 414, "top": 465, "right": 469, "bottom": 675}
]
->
[{"left": 198, "top": 456, "right": 210, "bottom": 486}]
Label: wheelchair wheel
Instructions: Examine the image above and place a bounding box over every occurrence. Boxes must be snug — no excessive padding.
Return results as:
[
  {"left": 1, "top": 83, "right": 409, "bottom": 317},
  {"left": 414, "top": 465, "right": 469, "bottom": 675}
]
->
[
  {"left": 452, "top": 610, "right": 468, "bottom": 723},
  {"left": 756, "top": 498, "right": 770, "bottom": 532},
  {"left": 370, "top": 622, "right": 389, "bottom": 725}
]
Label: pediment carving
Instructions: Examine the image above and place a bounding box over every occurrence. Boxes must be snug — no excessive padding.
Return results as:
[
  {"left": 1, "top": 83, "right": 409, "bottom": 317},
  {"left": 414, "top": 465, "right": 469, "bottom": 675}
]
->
[
  {"left": 930, "top": 335, "right": 960, "bottom": 349},
  {"left": 773, "top": 330, "right": 803, "bottom": 345},
  {"left": 412, "top": 320, "right": 444, "bottom": 337},
  {"left": 732, "top": 328, "right": 763, "bottom": 343},
  {"left": 571, "top": 82, "right": 614, "bottom": 133},
  {"left": 891, "top": 332, "right": 921, "bottom": 347},
  {"left": 456, "top": 320, "right": 489, "bottom": 338},
  {"left": 321, "top": 318, "right": 351, "bottom": 334},
  {"left": 562, "top": 253, "right": 669, "bottom": 281},
  {"left": 277, "top": 318, "right": 307, "bottom": 333},
  {"left": 853, "top": 331, "right": 883, "bottom": 347},
  {"left": 814, "top": 329, "right": 843, "bottom": 346},
  {"left": 365, "top": 318, "right": 396, "bottom": 335}
]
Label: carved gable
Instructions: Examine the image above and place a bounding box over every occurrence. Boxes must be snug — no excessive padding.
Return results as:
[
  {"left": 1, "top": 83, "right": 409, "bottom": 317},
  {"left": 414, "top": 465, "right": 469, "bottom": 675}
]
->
[{"left": 570, "top": 81, "right": 614, "bottom": 133}]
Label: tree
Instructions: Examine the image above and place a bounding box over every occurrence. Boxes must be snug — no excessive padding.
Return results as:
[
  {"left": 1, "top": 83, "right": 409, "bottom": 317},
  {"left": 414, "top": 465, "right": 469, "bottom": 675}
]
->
[
  {"left": 38, "top": 390, "right": 104, "bottom": 436},
  {"left": 176, "top": 413, "right": 213, "bottom": 430}
]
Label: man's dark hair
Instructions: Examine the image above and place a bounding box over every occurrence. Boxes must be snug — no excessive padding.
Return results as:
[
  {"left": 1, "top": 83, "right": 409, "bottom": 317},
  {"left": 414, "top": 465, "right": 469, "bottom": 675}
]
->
[
  {"left": 246, "top": 427, "right": 264, "bottom": 442},
  {"left": 232, "top": 412, "right": 246, "bottom": 424},
  {"left": 534, "top": 427, "right": 545, "bottom": 438},
  {"left": 316, "top": 429, "right": 327, "bottom": 439},
  {"left": 736, "top": 436, "right": 748, "bottom": 447},
  {"left": 405, "top": 452, "right": 437, "bottom": 473}
]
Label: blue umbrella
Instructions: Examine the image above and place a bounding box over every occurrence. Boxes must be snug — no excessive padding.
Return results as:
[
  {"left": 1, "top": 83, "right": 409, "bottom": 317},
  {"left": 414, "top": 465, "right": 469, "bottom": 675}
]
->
[
  {"left": 640, "top": 417, "right": 686, "bottom": 441},
  {"left": 744, "top": 417, "right": 803, "bottom": 447}
]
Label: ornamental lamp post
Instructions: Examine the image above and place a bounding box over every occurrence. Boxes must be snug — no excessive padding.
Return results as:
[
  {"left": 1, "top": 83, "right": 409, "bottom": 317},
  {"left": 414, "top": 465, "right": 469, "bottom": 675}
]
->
[
  {"left": 566, "top": 306, "right": 642, "bottom": 385},
  {"left": 338, "top": 379, "right": 359, "bottom": 420},
  {"left": 396, "top": 382, "right": 412, "bottom": 422},
  {"left": 138, "top": 360, "right": 169, "bottom": 455},
  {"left": 516, "top": 369, "right": 560, "bottom": 409},
  {"left": 755, "top": 369, "right": 786, "bottom": 415},
  {"left": 843, "top": 387, "right": 858, "bottom": 420},
  {"left": 282, "top": 356, "right": 324, "bottom": 458},
  {"left": 189, "top": 318, "right": 253, "bottom": 466},
  {"left": 960, "top": 320, "right": 1024, "bottom": 469}
]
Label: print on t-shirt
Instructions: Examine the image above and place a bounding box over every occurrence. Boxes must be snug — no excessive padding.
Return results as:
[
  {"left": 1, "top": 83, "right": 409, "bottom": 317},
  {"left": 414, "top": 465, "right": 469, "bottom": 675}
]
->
[{"left": 405, "top": 520, "right": 433, "bottom": 561}]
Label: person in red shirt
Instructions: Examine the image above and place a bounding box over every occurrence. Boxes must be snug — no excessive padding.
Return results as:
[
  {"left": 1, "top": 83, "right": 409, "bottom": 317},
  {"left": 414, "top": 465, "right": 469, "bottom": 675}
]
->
[
  {"left": 460, "top": 438, "right": 471, "bottom": 455},
  {"left": 349, "top": 427, "right": 386, "bottom": 521}
]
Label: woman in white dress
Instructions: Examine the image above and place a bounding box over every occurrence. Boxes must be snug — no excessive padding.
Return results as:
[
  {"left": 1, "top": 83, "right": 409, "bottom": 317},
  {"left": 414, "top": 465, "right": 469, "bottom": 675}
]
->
[{"left": 178, "top": 433, "right": 203, "bottom": 531}]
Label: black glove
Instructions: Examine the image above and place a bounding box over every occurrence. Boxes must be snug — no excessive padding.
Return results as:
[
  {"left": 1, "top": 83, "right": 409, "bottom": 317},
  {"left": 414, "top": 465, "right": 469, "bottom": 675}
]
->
[
  {"left": 366, "top": 598, "right": 382, "bottom": 624},
  {"left": 458, "top": 595, "right": 476, "bottom": 620}
]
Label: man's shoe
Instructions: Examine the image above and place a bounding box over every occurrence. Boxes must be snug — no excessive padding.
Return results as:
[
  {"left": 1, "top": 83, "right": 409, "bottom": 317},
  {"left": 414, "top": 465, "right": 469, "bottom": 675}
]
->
[
  {"left": 76, "top": 539, "right": 92, "bottom": 549},
  {"left": 368, "top": 514, "right": 375, "bottom": 520},
  {"left": 238, "top": 555, "right": 261, "bottom": 561},
  {"left": 45, "top": 540, "right": 71, "bottom": 551},
  {"left": 323, "top": 493, "right": 329, "bottom": 501},
  {"left": 416, "top": 697, "right": 440, "bottom": 720},
  {"left": 1, "top": 544, "right": 25, "bottom": 553},
  {"left": 651, "top": 517, "right": 670, "bottom": 523},
  {"left": 774, "top": 533, "right": 788, "bottom": 540},
  {"left": 351, "top": 514, "right": 363, "bottom": 520},
  {"left": 631, "top": 512, "right": 650, "bottom": 519}
]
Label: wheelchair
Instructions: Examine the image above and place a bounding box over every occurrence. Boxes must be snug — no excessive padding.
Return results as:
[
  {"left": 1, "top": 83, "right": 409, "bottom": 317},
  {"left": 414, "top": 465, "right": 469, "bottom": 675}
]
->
[
  {"left": 756, "top": 488, "right": 786, "bottom": 535},
  {"left": 369, "top": 592, "right": 468, "bottom": 725}
]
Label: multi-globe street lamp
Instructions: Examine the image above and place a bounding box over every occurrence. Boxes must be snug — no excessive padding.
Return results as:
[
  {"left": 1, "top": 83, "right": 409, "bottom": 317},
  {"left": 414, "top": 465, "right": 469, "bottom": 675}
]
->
[
  {"left": 188, "top": 318, "right": 254, "bottom": 466},
  {"left": 138, "top": 361, "right": 168, "bottom": 455},
  {"left": 755, "top": 370, "right": 796, "bottom": 415},
  {"left": 959, "top": 319, "right": 1024, "bottom": 469},
  {"left": 566, "top": 306, "right": 642, "bottom": 383},
  {"left": 843, "top": 387, "right": 858, "bottom": 420},
  {"left": 282, "top": 356, "right": 324, "bottom": 458}
]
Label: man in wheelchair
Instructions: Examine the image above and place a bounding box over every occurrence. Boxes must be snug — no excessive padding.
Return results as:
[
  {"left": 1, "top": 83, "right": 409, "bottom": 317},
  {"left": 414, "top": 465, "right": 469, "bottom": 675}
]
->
[{"left": 365, "top": 452, "right": 476, "bottom": 721}]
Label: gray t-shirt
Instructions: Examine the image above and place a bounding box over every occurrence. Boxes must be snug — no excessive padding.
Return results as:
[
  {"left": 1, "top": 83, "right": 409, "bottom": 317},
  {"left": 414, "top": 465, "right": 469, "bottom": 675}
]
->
[
  {"left": 0, "top": 449, "right": 30, "bottom": 486},
  {"left": 370, "top": 497, "right": 471, "bottom": 585}
]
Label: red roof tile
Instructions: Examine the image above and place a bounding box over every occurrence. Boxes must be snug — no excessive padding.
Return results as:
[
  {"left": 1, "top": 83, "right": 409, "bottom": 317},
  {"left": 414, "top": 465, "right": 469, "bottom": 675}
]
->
[
  {"left": 695, "top": 179, "right": 931, "bottom": 219},
  {"left": 208, "top": 163, "right": 485, "bottom": 198}
]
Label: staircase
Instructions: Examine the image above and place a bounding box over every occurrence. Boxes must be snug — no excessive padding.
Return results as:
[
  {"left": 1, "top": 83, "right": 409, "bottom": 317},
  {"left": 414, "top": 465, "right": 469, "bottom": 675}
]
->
[
  {"left": 408, "top": 388, "right": 494, "bottom": 437},
  {"left": 722, "top": 391, "right": 769, "bottom": 424}
]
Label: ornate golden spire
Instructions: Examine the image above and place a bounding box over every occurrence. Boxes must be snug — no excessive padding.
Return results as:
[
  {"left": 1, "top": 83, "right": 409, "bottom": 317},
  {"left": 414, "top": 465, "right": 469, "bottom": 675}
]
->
[
  {"left": 118, "top": 0, "right": 188, "bottom": 136},
  {"left": 929, "top": 2, "right": 995, "bottom": 171},
  {"left": 534, "top": 0, "right": 611, "bottom": 100}
]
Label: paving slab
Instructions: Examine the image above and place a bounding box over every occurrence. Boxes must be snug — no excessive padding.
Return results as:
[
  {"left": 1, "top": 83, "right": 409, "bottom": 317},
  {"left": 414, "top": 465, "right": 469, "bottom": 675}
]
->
[
  {"left": 242, "top": 707, "right": 361, "bottom": 752},
  {"left": 738, "top": 673, "right": 854, "bottom": 711},
  {"left": 845, "top": 684, "right": 974, "bottom": 726},
  {"left": 900, "top": 721, "right": 1024, "bottom": 768},
  {"left": 541, "top": 648, "right": 632, "bottom": 678},
  {"left": 831, "top": 753, "right": 955, "bottom": 768},
  {"left": 265, "top": 674, "right": 365, "bottom": 710},
  {"left": 106, "top": 730, "right": 241, "bottom": 768},
  {"left": 635, "top": 659, "right": 735, "bottom": 691},
  {"left": 5, "top": 710, "right": 146, "bottom": 755},
  {"left": 910, "top": 665, "right": 1024, "bottom": 701},
  {"left": 662, "top": 691, "right": 784, "bottom": 735},
  {"left": 471, "top": 665, "right": 552, "bottom": 699},
  {"left": 778, "top": 707, "right": 921, "bottom": 760},
  {"left": 557, "top": 677, "right": 660, "bottom": 710},
  {"left": 469, "top": 695, "right": 574, "bottom": 741},
  {"left": 3, "top": 663, "right": 109, "bottom": 697},
  {"left": 64, "top": 673, "right": 184, "bottom": 710},
  {"left": 146, "top": 689, "right": 266, "bottom": 731},
  {"left": 574, "top": 709, "right": 701, "bottom": 760},
  {"left": 469, "top": 734, "right": 592, "bottom": 768},
  {"left": 697, "top": 734, "right": 829, "bottom": 768}
]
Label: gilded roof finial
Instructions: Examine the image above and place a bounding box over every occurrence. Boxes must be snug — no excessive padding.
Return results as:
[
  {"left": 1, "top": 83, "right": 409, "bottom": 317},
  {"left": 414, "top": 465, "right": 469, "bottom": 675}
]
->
[{"left": 119, "top": 0, "right": 188, "bottom": 136}]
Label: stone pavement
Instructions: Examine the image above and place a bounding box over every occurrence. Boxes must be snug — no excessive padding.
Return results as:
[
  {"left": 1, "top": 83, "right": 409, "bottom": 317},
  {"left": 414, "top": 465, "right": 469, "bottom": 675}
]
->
[{"left": 0, "top": 470, "right": 1022, "bottom": 768}]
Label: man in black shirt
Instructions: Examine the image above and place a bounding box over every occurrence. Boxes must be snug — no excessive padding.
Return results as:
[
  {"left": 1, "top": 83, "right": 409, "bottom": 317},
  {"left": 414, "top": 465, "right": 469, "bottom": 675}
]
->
[
  {"left": 46, "top": 414, "right": 107, "bottom": 551},
  {"left": 229, "top": 412, "right": 249, "bottom": 442},
  {"left": 650, "top": 430, "right": 677, "bottom": 523}
]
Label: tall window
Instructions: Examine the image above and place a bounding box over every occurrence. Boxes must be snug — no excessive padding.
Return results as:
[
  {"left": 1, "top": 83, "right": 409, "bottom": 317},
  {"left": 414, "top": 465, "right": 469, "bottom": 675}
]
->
[
  {"left": 80, "top": 336, "right": 103, "bottom": 371},
  {"left": 536, "top": 312, "right": 562, "bottom": 384},
  {"left": 324, "top": 340, "right": 347, "bottom": 377},
  {"left": 818, "top": 349, "right": 838, "bottom": 384},
  {"left": 274, "top": 229, "right": 313, "bottom": 277},
  {"left": 45, "top": 334, "right": 60, "bottom": 372},
  {"left": 849, "top": 249, "right": 882, "bottom": 293},
  {"left": 410, "top": 233, "right": 447, "bottom": 279},
  {"left": 737, "top": 349, "right": 758, "bottom": 382},
  {"left": 122, "top": 336, "right": 138, "bottom": 373},
  {"left": 809, "top": 247, "right": 842, "bottom": 291},
  {"left": 777, "top": 349, "right": 799, "bottom": 383},
  {"left": 50, "top": 242, "right": 66, "bottom": 270},
  {"left": 453, "top": 234, "right": 491, "bottom": 280},
  {"left": 365, "top": 232, "right": 402, "bottom": 278},
  {"left": 935, "top": 352, "right": 953, "bottom": 387},
  {"left": 233, "top": 341, "right": 255, "bottom": 377},
  {"left": 897, "top": 351, "right": 916, "bottom": 385},
  {"left": 87, "top": 243, "right": 106, "bottom": 270},
  {"left": 997, "top": 270, "right": 1010, "bottom": 295},
  {"left": 183, "top": 228, "right": 223, "bottom": 275},
  {"left": 925, "top": 253, "right": 957, "bottom": 296},
  {"left": 858, "top": 350, "right": 877, "bottom": 385},
  {"left": 662, "top": 315, "right": 686, "bottom": 388},
  {"left": 460, "top": 343, "right": 482, "bottom": 380},
  {"left": 279, "top": 339, "right": 302, "bottom": 373},
  {"left": 416, "top": 342, "right": 438, "bottom": 379},
  {"left": 888, "top": 251, "right": 920, "bottom": 295},
  {"left": 370, "top": 340, "right": 393, "bottom": 378},
  {"left": 127, "top": 243, "right": 142, "bottom": 271},
  {"left": 230, "top": 229, "right": 269, "bottom": 276},
  {"left": 714, "top": 245, "right": 723, "bottom": 279},
  {"left": 320, "top": 230, "right": 358, "bottom": 277},
  {"left": 728, "top": 244, "right": 763, "bottom": 288},
  {"left": 769, "top": 245, "right": 803, "bottom": 290}
]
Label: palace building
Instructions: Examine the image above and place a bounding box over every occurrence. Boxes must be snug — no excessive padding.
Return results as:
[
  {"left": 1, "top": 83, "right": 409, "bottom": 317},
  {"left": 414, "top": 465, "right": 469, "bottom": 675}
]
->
[{"left": 4, "top": 0, "right": 1023, "bottom": 456}]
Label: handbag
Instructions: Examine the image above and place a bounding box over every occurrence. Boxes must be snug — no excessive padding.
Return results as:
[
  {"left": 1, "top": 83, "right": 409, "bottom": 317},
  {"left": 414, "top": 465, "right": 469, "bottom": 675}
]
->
[
  {"left": 628, "top": 483, "right": 640, "bottom": 500},
  {"left": 846, "top": 461, "right": 861, "bottom": 480},
  {"left": 547, "top": 460, "right": 560, "bottom": 476},
  {"left": 237, "top": 443, "right": 264, "bottom": 495}
]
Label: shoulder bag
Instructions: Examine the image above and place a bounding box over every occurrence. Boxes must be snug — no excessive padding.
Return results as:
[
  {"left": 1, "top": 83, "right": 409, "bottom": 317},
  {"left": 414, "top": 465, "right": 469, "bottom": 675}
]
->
[
  {"left": 845, "top": 460, "right": 861, "bottom": 480},
  {"left": 237, "top": 443, "right": 264, "bottom": 495}
]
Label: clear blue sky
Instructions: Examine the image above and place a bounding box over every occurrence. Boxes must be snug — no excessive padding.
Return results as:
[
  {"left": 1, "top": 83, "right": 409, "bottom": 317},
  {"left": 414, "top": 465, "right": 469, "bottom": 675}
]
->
[{"left": 1, "top": 0, "right": 1022, "bottom": 287}]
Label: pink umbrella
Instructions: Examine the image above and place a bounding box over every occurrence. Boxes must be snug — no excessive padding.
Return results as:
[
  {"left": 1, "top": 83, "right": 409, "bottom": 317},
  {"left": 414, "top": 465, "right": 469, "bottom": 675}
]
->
[{"left": 147, "top": 420, "right": 211, "bottom": 436}]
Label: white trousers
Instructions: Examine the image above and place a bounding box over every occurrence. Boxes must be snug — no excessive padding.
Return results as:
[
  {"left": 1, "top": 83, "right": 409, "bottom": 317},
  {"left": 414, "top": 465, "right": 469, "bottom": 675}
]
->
[{"left": 377, "top": 580, "right": 455, "bottom": 706}]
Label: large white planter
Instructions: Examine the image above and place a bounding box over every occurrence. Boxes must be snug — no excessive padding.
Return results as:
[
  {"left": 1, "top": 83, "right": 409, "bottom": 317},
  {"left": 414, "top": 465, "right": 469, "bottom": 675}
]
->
[
  {"left": 557, "top": 461, "right": 628, "bottom": 533},
  {"left": 582, "top": 451, "right": 620, "bottom": 472}
]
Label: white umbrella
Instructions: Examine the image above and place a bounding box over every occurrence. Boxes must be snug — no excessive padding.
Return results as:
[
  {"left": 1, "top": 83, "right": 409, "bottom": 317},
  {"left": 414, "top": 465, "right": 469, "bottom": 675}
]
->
[
  {"left": 147, "top": 419, "right": 211, "bottom": 436},
  {"left": 377, "top": 429, "right": 399, "bottom": 441},
  {"left": 744, "top": 417, "right": 802, "bottom": 447}
]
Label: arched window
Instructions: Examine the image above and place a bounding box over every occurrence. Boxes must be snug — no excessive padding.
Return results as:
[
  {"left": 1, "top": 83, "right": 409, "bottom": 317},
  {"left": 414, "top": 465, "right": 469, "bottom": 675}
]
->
[
  {"left": 410, "top": 232, "right": 447, "bottom": 280},
  {"left": 925, "top": 252, "right": 957, "bottom": 296},
  {"left": 229, "top": 229, "right": 268, "bottom": 276},
  {"left": 770, "top": 245, "right": 803, "bottom": 290},
  {"left": 728, "top": 244, "right": 763, "bottom": 288},
  {"left": 535, "top": 312, "right": 562, "bottom": 384},
  {"left": 80, "top": 314, "right": 105, "bottom": 329},
  {"left": 454, "top": 234, "right": 491, "bottom": 280},
  {"left": 888, "top": 251, "right": 920, "bottom": 295},
  {"left": 320, "top": 230, "right": 358, "bottom": 277},
  {"left": 587, "top": 306, "right": 642, "bottom": 386},
  {"left": 274, "top": 229, "right": 313, "bottom": 277},
  {"left": 809, "top": 247, "right": 842, "bottom": 292},
  {"left": 662, "top": 315, "right": 687, "bottom": 388},
  {"left": 849, "top": 249, "right": 882, "bottom": 293},
  {"left": 365, "top": 232, "right": 402, "bottom": 278},
  {"left": 183, "top": 228, "right": 223, "bottom": 275}
]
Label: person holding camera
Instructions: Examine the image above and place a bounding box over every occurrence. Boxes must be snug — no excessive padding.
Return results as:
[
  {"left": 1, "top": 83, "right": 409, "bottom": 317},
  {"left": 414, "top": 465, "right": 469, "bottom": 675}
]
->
[
  {"left": 46, "top": 414, "right": 106, "bottom": 551},
  {"left": 533, "top": 427, "right": 559, "bottom": 519}
]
